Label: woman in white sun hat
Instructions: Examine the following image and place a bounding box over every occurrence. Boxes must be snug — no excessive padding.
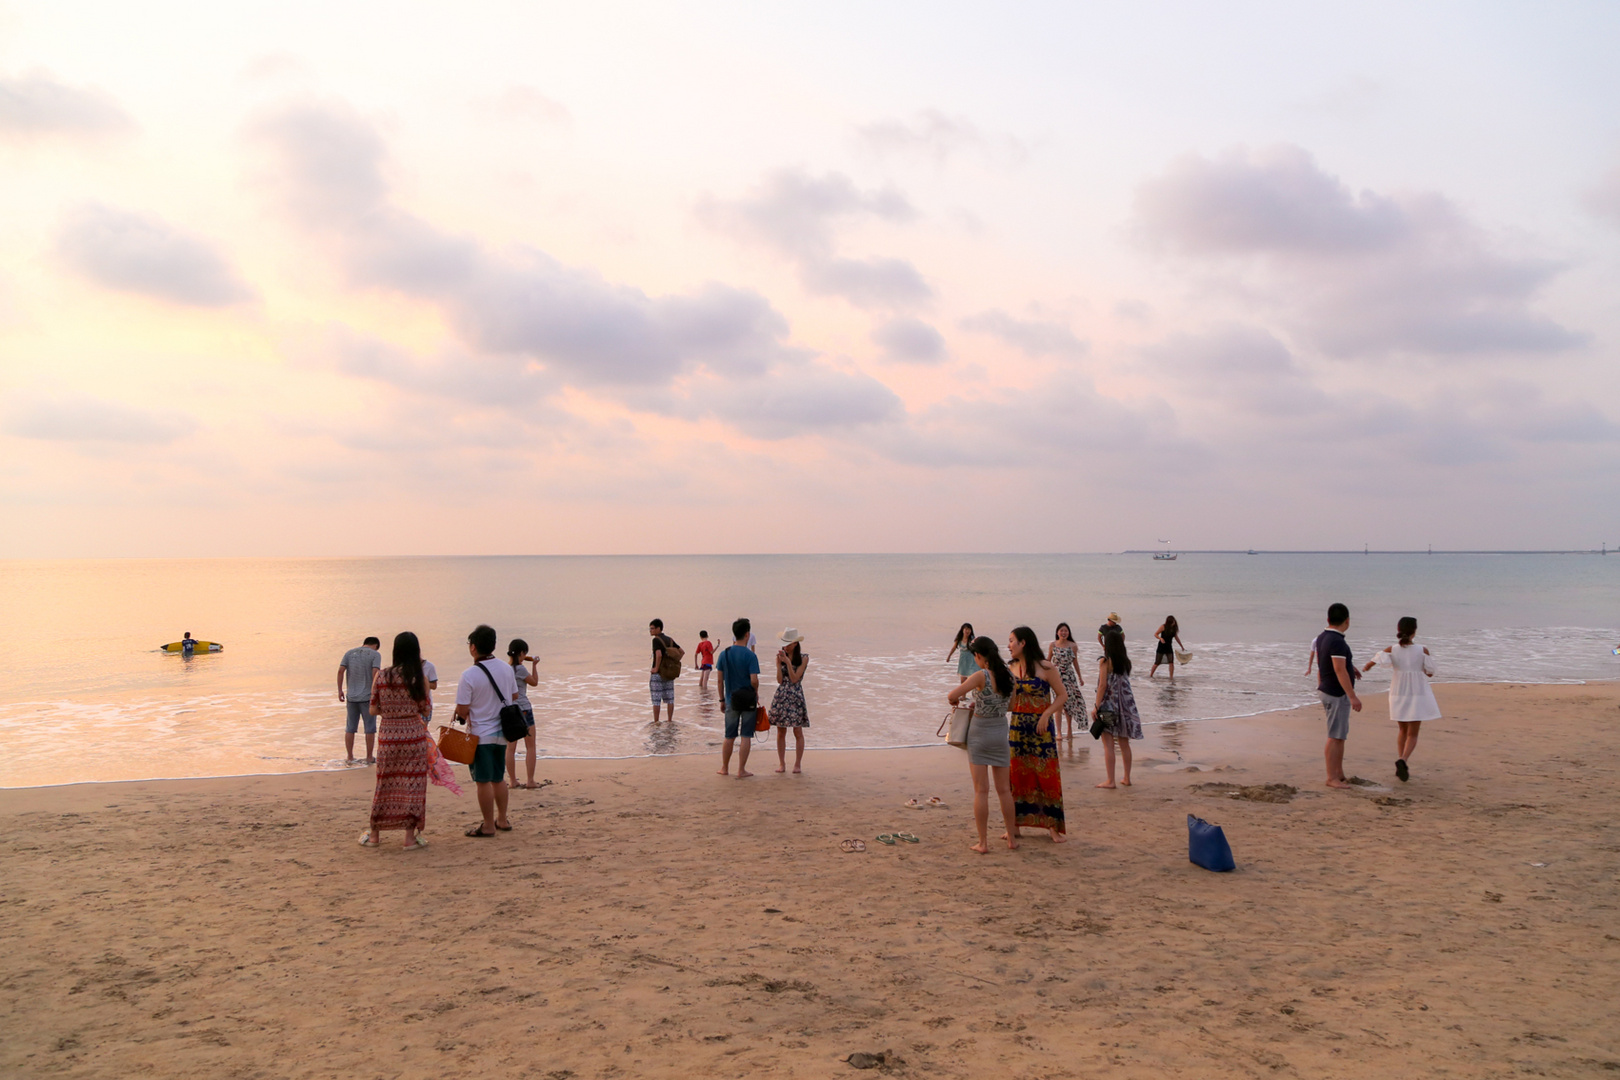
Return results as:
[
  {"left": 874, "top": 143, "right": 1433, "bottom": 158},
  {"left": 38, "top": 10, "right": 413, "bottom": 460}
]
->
[{"left": 770, "top": 628, "right": 811, "bottom": 774}]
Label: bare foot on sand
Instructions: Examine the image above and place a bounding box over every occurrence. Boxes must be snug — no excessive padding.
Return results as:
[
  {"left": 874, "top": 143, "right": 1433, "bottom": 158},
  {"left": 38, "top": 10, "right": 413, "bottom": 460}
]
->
[
  {"left": 1050, "top": 830, "right": 1068, "bottom": 843},
  {"left": 737, "top": 769, "right": 753, "bottom": 779},
  {"left": 1096, "top": 780, "right": 1116, "bottom": 789},
  {"left": 971, "top": 842, "right": 991, "bottom": 854},
  {"left": 1006, "top": 835, "right": 1020, "bottom": 850},
  {"left": 1326, "top": 778, "right": 1353, "bottom": 789},
  {"left": 774, "top": 764, "right": 786, "bottom": 773},
  {"left": 792, "top": 766, "right": 802, "bottom": 774},
  {"left": 1119, "top": 778, "right": 1132, "bottom": 786},
  {"left": 717, "top": 768, "right": 729, "bottom": 776}
]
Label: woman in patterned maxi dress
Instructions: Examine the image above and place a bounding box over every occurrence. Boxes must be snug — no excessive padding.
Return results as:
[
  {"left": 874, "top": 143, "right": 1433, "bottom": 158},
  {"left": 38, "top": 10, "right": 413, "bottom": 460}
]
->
[
  {"left": 1006, "top": 626, "right": 1068, "bottom": 842},
  {"left": 1048, "top": 622, "right": 1086, "bottom": 738},
  {"left": 364, "top": 631, "right": 433, "bottom": 850}
]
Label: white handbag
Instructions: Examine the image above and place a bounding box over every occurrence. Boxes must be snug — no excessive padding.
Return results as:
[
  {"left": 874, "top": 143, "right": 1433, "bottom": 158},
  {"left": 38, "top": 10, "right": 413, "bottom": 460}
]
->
[{"left": 937, "top": 703, "right": 974, "bottom": 748}]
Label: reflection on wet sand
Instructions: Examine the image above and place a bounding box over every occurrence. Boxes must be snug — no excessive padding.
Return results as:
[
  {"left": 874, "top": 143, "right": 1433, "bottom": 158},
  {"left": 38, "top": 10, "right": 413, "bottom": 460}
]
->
[{"left": 1156, "top": 719, "right": 1187, "bottom": 755}]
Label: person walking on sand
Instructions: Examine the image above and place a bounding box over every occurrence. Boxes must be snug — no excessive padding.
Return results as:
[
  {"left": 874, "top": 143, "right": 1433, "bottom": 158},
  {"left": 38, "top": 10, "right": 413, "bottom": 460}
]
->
[
  {"left": 947, "top": 637, "right": 1020, "bottom": 853},
  {"left": 1362, "top": 616, "right": 1439, "bottom": 783},
  {"left": 505, "top": 638, "right": 540, "bottom": 790},
  {"left": 947, "top": 623, "right": 977, "bottom": 684},
  {"left": 695, "top": 630, "right": 716, "bottom": 691},
  {"left": 716, "top": 618, "right": 761, "bottom": 778},
  {"left": 770, "top": 629, "right": 811, "bottom": 774},
  {"left": 1007, "top": 626, "right": 1067, "bottom": 843},
  {"left": 1047, "top": 623, "right": 1087, "bottom": 738},
  {"left": 338, "top": 636, "right": 383, "bottom": 765},
  {"left": 1091, "top": 624, "right": 1143, "bottom": 788},
  {"left": 1316, "top": 603, "right": 1362, "bottom": 790},
  {"left": 648, "top": 619, "right": 683, "bottom": 723},
  {"left": 1150, "top": 616, "right": 1185, "bottom": 679},
  {"left": 454, "top": 624, "right": 518, "bottom": 837},
  {"left": 360, "top": 631, "right": 433, "bottom": 851}
]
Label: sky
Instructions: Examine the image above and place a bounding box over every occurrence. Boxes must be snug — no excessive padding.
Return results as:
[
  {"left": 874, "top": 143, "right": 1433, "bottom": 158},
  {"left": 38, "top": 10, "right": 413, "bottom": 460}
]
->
[{"left": 2, "top": 0, "right": 1618, "bottom": 556}]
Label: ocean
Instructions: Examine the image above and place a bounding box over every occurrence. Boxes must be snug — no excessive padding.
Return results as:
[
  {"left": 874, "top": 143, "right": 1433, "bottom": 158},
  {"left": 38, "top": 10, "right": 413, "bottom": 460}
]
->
[{"left": 1, "top": 553, "right": 1616, "bottom": 787}]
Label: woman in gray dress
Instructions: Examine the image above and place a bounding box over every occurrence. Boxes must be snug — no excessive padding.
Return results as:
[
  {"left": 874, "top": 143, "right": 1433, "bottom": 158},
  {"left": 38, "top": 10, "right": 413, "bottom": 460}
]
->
[{"left": 946, "top": 637, "right": 1019, "bottom": 853}]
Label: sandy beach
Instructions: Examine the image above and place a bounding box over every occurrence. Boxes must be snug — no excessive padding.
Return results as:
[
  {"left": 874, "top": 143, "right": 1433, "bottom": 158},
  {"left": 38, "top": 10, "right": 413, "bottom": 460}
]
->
[{"left": 3, "top": 681, "right": 1617, "bottom": 1078}]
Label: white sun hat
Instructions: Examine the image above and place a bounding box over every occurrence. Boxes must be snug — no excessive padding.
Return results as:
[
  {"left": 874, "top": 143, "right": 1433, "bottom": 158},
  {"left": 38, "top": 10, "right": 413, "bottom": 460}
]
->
[{"left": 779, "top": 628, "right": 805, "bottom": 643}]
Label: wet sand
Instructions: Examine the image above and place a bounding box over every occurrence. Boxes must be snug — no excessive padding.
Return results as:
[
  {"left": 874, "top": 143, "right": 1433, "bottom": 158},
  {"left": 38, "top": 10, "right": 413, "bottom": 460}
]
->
[{"left": 3, "top": 682, "right": 1617, "bottom": 1078}]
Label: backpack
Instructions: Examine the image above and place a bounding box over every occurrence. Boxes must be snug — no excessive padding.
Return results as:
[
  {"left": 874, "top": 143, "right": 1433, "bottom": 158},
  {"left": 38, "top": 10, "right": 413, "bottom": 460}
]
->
[{"left": 656, "top": 635, "right": 685, "bottom": 681}]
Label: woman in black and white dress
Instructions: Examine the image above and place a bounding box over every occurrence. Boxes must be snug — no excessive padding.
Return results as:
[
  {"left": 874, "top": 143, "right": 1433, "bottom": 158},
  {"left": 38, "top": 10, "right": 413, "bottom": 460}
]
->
[{"left": 770, "top": 629, "right": 810, "bottom": 774}]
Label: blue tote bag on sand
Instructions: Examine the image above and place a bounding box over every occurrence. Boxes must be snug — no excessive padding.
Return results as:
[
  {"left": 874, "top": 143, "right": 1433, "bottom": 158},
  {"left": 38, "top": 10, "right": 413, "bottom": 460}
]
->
[{"left": 1187, "top": 814, "right": 1235, "bottom": 872}]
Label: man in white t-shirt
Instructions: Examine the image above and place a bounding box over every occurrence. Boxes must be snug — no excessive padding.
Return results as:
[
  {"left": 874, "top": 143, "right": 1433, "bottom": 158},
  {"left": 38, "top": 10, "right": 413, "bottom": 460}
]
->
[{"left": 454, "top": 624, "right": 518, "bottom": 837}]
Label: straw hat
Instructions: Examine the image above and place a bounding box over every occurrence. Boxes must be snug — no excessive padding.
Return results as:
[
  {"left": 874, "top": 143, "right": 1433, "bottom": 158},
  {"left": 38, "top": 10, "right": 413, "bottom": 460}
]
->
[
  {"left": 1107, "top": 612, "right": 1122, "bottom": 624},
  {"left": 779, "top": 628, "right": 805, "bottom": 643}
]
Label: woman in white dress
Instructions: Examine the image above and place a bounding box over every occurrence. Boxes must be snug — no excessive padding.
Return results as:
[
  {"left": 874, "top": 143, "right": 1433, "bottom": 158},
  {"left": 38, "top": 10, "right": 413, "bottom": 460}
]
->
[{"left": 1362, "top": 616, "right": 1439, "bottom": 782}]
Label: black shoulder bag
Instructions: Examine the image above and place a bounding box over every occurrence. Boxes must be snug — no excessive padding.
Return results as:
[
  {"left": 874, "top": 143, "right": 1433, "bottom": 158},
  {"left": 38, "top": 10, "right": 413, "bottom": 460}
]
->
[{"left": 476, "top": 661, "right": 531, "bottom": 742}]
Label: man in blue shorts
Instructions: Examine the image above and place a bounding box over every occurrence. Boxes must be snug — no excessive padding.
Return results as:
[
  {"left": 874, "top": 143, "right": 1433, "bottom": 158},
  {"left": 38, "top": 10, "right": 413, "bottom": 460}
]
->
[
  {"left": 1315, "top": 603, "right": 1361, "bottom": 790},
  {"left": 337, "top": 636, "right": 382, "bottom": 765},
  {"left": 715, "top": 617, "right": 760, "bottom": 779},
  {"left": 454, "top": 624, "right": 517, "bottom": 837}
]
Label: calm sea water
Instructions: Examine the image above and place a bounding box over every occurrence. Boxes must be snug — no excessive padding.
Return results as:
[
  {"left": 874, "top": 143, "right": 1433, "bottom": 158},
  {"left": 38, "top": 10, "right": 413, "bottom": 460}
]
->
[{"left": 1, "top": 553, "right": 1616, "bottom": 787}]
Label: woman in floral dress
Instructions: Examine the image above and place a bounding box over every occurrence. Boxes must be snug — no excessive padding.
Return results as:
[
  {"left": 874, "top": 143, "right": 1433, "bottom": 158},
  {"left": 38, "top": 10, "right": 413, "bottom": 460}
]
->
[
  {"left": 362, "top": 631, "right": 433, "bottom": 850},
  {"left": 771, "top": 629, "right": 810, "bottom": 774},
  {"left": 1047, "top": 622, "right": 1086, "bottom": 738},
  {"left": 1006, "top": 625, "right": 1068, "bottom": 843},
  {"left": 1091, "top": 624, "right": 1143, "bottom": 789}
]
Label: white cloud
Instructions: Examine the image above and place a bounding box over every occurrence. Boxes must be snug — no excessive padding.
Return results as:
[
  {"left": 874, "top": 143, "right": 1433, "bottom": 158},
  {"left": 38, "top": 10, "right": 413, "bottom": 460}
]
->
[
  {"left": 872, "top": 316, "right": 946, "bottom": 363},
  {"left": 54, "top": 203, "right": 254, "bottom": 306},
  {"left": 4, "top": 396, "right": 197, "bottom": 445},
  {"left": 0, "top": 71, "right": 133, "bottom": 139},
  {"left": 959, "top": 310, "right": 1088, "bottom": 359},
  {"left": 854, "top": 109, "right": 1027, "bottom": 167}
]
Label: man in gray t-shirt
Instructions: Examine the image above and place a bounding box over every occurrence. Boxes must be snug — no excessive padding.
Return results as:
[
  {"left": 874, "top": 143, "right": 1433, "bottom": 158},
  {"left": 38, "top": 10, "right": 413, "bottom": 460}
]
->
[{"left": 337, "top": 637, "right": 382, "bottom": 765}]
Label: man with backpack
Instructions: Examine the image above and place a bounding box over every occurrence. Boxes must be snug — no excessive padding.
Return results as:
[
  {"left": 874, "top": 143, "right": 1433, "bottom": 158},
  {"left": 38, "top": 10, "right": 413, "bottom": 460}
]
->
[
  {"left": 715, "top": 617, "right": 761, "bottom": 779},
  {"left": 648, "top": 618, "right": 684, "bottom": 724}
]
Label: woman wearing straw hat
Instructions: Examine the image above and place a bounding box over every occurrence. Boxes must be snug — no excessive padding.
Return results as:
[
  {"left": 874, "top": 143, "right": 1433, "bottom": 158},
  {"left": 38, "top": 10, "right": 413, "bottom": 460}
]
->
[{"left": 771, "top": 628, "right": 811, "bottom": 774}]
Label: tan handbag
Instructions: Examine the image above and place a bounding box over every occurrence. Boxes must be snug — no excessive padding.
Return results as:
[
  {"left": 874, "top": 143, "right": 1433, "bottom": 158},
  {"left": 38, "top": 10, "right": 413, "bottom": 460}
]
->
[
  {"left": 436, "top": 723, "right": 478, "bottom": 766},
  {"left": 938, "top": 703, "right": 973, "bottom": 748}
]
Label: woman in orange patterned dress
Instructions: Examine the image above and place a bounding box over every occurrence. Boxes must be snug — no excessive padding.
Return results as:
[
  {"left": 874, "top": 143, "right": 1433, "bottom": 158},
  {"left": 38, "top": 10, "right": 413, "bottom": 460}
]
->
[
  {"left": 1006, "top": 625, "right": 1067, "bottom": 843},
  {"left": 361, "top": 631, "right": 433, "bottom": 850}
]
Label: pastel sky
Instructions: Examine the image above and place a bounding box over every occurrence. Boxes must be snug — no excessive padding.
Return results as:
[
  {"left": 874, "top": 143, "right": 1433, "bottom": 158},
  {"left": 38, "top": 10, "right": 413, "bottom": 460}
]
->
[{"left": 3, "top": 1, "right": 1618, "bottom": 556}]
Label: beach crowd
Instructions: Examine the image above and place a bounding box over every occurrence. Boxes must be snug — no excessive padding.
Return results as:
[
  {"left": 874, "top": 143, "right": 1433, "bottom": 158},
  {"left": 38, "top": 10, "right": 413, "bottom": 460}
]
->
[{"left": 338, "top": 603, "right": 1440, "bottom": 853}]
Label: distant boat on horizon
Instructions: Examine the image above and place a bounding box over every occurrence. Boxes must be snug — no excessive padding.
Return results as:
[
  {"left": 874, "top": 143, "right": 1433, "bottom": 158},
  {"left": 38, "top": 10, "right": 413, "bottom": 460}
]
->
[{"left": 1153, "top": 551, "right": 1178, "bottom": 561}]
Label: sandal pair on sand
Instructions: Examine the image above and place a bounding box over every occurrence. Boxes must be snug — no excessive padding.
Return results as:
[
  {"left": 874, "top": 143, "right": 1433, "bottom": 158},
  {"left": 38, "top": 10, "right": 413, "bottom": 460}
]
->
[
  {"left": 358, "top": 832, "right": 428, "bottom": 850},
  {"left": 877, "top": 832, "right": 920, "bottom": 845},
  {"left": 903, "top": 796, "right": 945, "bottom": 809}
]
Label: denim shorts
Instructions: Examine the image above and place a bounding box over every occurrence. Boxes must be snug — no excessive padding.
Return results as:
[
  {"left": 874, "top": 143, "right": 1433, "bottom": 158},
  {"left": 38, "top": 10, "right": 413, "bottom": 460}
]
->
[
  {"left": 345, "top": 699, "right": 375, "bottom": 735},
  {"left": 518, "top": 704, "right": 535, "bottom": 729},
  {"left": 723, "top": 708, "right": 757, "bottom": 741},
  {"left": 470, "top": 743, "right": 507, "bottom": 784},
  {"left": 1320, "top": 692, "right": 1351, "bottom": 740}
]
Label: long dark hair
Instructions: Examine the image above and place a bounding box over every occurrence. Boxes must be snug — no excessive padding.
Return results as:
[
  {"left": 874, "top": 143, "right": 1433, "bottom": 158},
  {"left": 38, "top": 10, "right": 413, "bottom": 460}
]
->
[
  {"left": 1054, "top": 622, "right": 1073, "bottom": 643},
  {"left": 779, "top": 640, "right": 802, "bottom": 677},
  {"left": 1397, "top": 616, "right": 1417, "bottom": 646},
  {"left": 1011, "top": 626, "right": 1045, "bottom": 673},
  {"left": 391, "top": 631, "right": 428, "bottom": 703},
  {"left": 508, "top": 638, "right": 529, "bottom": 666},
  {"left": 955, "top": 622, "right": 975, "bottom": 647},
  {"left": 971, "top": 636, "right": 1014, "bottom": 696},
  {"left": 1101, "top": 625, "right": 1132, "bottom": 676},
  {"left": 1163, "top": 615, "right": 1179, "bottom": 639}
]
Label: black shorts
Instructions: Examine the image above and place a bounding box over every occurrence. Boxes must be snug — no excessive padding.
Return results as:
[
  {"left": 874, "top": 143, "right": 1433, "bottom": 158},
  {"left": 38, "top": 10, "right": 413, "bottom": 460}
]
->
[{"left": 1155, "top": 644, "right": 1174, "bottom": 662}]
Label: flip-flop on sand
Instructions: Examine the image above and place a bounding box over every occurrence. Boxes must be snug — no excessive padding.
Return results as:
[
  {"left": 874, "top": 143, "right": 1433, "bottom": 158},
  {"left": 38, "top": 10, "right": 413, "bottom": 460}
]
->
[
  {"left": 358, "top": 832, "right": 379, "bottom": 847},
  {"left": 403, "top": 838, "right": 428, "bottom": 851},
  {"left": 895, "top": 833, "right": 920, "bottom": 844},
  {"left": 903, "top": 798, "right": 923, "bottom": 809},
  {"left": 495, "top": 823, "right": 513, "bottom": 831},
  {"left": 840, "top": 839, "right": 867, "bottom": 853},
  {"left": 875, "top": 834, "right": 897, "bottom": 845},
  {"left": 465, "top": 825, "right": 496, "bottom": 837},
  {"left": 926, "top": 796, "right": 945, "bottom": 806}
]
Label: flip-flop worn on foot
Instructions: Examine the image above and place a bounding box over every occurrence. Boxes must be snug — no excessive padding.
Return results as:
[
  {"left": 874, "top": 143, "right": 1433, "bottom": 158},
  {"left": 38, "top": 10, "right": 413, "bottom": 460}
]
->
[
  {"left": 875, "top": 833, "right": 897, "bottom": 845},
  {"left": 840, "top": 839, "right": 867, "bottom": 853},
  {"left": 495, "top": 823, "right": 513, "bottom": 831},
  {"left": 358, "top": 832, "right": 379, "bottom": 847},
  {"left": 403, "top": 838, "right": 428, "bottom": 851},
  {"left": 465, "top": 825, "right": 496, "bottom": 837},
  {"left": 895, "top": 832, "right": 920, "bottom": 844}
]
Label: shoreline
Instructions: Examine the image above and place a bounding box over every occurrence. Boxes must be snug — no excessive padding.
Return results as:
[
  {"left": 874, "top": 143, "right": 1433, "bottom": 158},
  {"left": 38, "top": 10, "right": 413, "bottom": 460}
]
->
[
  {"left": 3, "top": 678, "right": 1610, "bottom": 792},
  {"left": 4, "top": 680, "right": 1617, "bottom": 1077}
]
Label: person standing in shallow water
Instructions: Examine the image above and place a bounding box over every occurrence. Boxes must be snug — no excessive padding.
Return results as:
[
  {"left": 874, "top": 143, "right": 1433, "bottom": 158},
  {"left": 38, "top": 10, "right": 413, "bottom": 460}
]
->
[
  {"left": 947, "top": 637, "right": 1019, "bottom": 854},
  {"left": 1150, "top": 616, "right": 1185, "bottom": 679},
  {"left": 947, "top": 623, "right": 977, "bottom": 684},
  {"left": 1006, "top": 625, "right": 1067, "bottom": 843},
  {"left": 1091, "top": 624, "right": 1143, "bottom": 788},
  {"left": 770, "top": 629, "right": 810, "bottom": 774},
  {"left": 338, "top": 635, "right": 382, "bottom": 765},
  {"left": 1047, "top": 623, "right": 1086, "bottom": 738},
  {"left": 1362, "top": 616, "right": 1439, "bottom": 783},
  {"left": 716, "top": 618, "right": 760, "bottom": 779}
]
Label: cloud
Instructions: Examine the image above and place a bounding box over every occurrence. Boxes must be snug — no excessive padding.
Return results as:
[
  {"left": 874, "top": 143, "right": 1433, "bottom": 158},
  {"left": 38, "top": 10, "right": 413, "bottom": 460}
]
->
[
  {"left": 697, "top": 168, "right": 932, "bottom": 309},
  {"left": 705, "top": 363, "right": 903, "bottom": 440},
  {"left": 4, "top": 396, "right": 197, "bottom": 445},
  {"left": 1134, "top": 144, "right": 1583, "bottom": 358},
  {"left": 323, "top": 330, "right": 554, "bottom": 411},
  {"left": 54, "top": 203, "right": 254, "bottom": 307},
  {"left": 854, "top": 109, "right": 1026, "bottom": 167},
  {"left": 1582, "top": 162, "right": 1620, "bottom": 227},
  {"left": 488, "top": 85, "right": 570, "bottom": 125},
  {"left": 248, "top": 100, "right": 797, "bottom": 387},
  {"left": 0, "top": 71, "right": 133, "bottom": 139},
  {"left": 959, "top": 310, "right": 1088, "bottom": 358},
  {"left": 871, "top": 316, "right": 946, "bottom": 363}
]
